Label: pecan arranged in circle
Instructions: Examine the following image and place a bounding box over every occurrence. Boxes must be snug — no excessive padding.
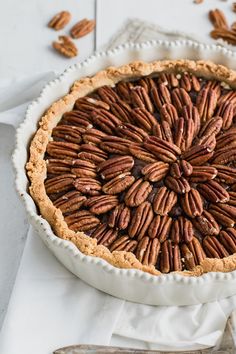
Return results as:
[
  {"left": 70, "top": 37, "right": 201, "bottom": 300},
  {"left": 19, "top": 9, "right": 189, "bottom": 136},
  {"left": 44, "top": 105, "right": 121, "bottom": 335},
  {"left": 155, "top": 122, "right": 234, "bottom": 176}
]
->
[{"left": 44, "top": 70, "right": 236, "bottom": 273}]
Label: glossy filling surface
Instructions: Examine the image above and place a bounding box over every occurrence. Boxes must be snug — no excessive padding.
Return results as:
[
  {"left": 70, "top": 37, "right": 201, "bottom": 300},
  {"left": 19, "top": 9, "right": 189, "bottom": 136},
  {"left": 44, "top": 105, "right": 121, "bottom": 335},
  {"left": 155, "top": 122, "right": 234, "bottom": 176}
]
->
[{"left": 44, "top": 72, "right": 236, "bottom": 273}]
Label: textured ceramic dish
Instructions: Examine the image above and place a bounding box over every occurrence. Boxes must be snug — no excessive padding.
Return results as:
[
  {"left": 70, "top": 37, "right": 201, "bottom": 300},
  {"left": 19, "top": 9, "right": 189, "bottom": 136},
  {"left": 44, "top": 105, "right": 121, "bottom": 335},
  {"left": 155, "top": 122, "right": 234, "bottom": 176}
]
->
[{"left": 13, "top": 40, "right": 236, "bottom": 306}]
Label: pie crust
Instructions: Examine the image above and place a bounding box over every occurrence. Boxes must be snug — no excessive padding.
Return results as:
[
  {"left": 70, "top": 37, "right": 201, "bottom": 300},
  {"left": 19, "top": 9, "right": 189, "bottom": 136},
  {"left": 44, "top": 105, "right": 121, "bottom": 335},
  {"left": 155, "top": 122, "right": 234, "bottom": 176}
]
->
[{"left": 26, "top": 59, "right": 236, "bottom": 276}]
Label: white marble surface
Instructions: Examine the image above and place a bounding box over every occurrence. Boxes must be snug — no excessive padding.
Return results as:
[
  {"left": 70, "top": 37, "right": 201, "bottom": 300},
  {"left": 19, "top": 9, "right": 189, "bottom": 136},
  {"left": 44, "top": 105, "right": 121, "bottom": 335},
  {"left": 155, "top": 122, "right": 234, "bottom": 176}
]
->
[{"left": 0, "top": 0, "right": 236, "bottom": 334}]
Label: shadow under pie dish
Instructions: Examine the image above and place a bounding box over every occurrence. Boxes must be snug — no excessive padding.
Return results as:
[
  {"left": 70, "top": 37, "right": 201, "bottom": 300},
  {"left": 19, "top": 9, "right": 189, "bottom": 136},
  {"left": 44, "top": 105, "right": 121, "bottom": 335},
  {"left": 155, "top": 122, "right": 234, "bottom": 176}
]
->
[{"left": 26, "top": 58, "right": 236, "bottom": 277}]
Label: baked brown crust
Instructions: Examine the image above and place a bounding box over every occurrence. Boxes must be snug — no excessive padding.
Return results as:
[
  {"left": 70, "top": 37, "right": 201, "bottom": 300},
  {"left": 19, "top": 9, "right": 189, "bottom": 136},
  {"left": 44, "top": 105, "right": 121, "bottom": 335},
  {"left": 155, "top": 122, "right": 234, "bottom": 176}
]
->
[{"left": 27, "top": 59, "right": 236, "bottom": 276}]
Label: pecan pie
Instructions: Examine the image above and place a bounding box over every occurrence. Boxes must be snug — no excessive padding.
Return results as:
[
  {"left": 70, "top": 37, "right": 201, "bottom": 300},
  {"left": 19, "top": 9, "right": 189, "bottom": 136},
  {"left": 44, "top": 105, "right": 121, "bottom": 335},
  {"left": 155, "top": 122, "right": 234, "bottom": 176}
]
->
[{"left": 27, "top": 59, "right": 236, "bottom": 276}]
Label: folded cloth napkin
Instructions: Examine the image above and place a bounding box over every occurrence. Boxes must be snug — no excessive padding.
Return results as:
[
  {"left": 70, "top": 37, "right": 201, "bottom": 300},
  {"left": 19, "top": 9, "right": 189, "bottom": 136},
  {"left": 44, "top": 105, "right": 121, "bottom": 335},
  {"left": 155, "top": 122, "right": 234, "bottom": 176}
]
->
[
  {"left": 0, "top": 67, "right": 236, "bottom": 354},
  {"left": 1, "top": 227, "right": 236, "bottom": 354}
]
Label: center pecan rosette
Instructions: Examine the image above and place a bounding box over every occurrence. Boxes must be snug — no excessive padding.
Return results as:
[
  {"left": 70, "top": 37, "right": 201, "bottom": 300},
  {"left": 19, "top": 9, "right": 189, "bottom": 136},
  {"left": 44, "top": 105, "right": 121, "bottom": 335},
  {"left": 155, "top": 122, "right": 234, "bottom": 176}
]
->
[{"left": 44, "top": 72, "right": 236, "bottom": 273}]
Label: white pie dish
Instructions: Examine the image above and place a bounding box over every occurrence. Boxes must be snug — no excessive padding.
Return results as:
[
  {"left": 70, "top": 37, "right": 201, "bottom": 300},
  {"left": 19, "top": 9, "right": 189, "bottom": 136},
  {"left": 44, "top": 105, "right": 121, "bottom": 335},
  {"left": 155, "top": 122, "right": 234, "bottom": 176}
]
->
[{"left": 13, "top": 39, "right": 236, "bottom": 306}]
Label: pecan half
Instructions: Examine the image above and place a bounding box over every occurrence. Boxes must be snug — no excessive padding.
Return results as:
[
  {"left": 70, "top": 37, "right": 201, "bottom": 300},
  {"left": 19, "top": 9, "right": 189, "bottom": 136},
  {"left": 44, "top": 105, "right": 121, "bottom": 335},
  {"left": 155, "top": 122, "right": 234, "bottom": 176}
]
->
[
  {"left": 135, "top": 237, "right": 160, "bottom": 266},
  {"left": 216, "top": 102, "right": 234, "bottom": 131},
  {"left": 129, "top": 145, "right": 156, "bottom": 163},
  {"left": 128, "top": 201, "right": 154, "bottom": 239},
  {"left": 131, "top": 108, "right": 157, "bottom": 132},
  {"left": 85, "top": 195, "right": 118, "bottom": 214},
  {"left": 228, "top": 191, "right": 236, "bottom": 206},
  {"left": 181, "top": 143, "right": 214, "bottom": 165},
  {"left": 209, "top": 9, "right": 229, "bottom": 29},
  {"left": 91, "top": 109, "right": 121, "bottom": 135},
  {"left": 218, "top": 91, "right": 236, "bottom": 107},
  {"left": 213, "top": 165, "right": 236, "bottom": 184},
  {"left": 100, "top": 136, "right": 137, "bottom": 155},
  {"left": 64, "top": 210, "right": 100, "bottom": 232},
  {"left": 71, "top": 159, "right": 96, "bottom": 178},
  {"left": 148, "top": 215, "right": 172, "bottom": 242},
  {"left": 192, "top": 210, "right": 220, "bottom": 236},
  {"left": 53, "top": 36, "right": 77, "bottom": 58},
  {"left": 116, "top": 123, "right": 148, "bottom": 143},
  {"left": 181, "top": 237, "right": 206, "bottom": 270},
  {"left": 182, "top": 105, "right": 201, "bottom": 136},
  {"left": 174, "top": 117, "right": 195, "bottom": 151},
  {"left": 75, "top": 96, "right": 110, "bottom": 111},
  {"left": 180, "top": 73, "right": 201, "bottom": 92},
  {"left": 198, "top": 116, "right": 223, "bottom": 139},
  {"left": 131, "top": 86, "right": 154, "bottom": 113},
  {"left": 179, "top": 73, "right": 193, "bottom": 92},
  {"left": 144, "top": 136, "right": 181, "bottom": 163},
  {"left": 73, "top": 177, "right": 101, "bottom": 195},
  {"left": 151, "top": 83, "right": 172, "bottom": 110},
  {"left": 110, "top": 100, "right": 133, "bottom": 123},
  {"left": 78, "top": 144, "right": 107, "bottom": 164},
  {"left": 97, "top": 86, "right": 120, "bottom": 104},
  {"left": 54, "top": 191, "right": 86, "bottom": 213},
  {"left": 116, "top": 81, "right": 134, "bottom": 103},
  {"left": 160, "top": 241, "right": 182, "bottom": 273},
  {"left": 219, "top": 228, "right": 236, "bottom": 254},
  {"left": 70, "top": 18, "right": 96, "bottom": 39},
  {"left": 171, "top": 88, "right": 192, "bottom": 113},
  {"left": 157, "top": 73, "right": 179, "bottom": 88},
  {"left": 139, "top": 77, "right": 156, "bottom": 92},
  {"left": 91, "top": 223, "right": 118, "bottom": 247},
  {"left": 209, "top": 9, "right": 228, "bottom": 29},
  {"left": 153, "top": 121, "right": 173, "bottom": 143},
  {"left": 45, "top": 174, "right": 76, "bottom": 194},
  {"left": 211, "top": 28, "right": 236, "bottom": 45},
  {"left": 170, "top": 216, "right": 193, "bottom": 243},
  {"left": 203, "top": 236, "right": 229, "bottom": 258},
  {"left": 197, "top": 180, "right": 229, "bottom": 203},
  {"left": 189, "top": 166, "right": 217, "bottom": 183},
  {"left": 48, "top": 11, "right": 71, "bottom": 30},
  {"left": 215, "top": 127, "right": 236, "bottom": 148},
  {"left": 196, "top": 88, "right": 218, "bottom": 122},
  {"left": 169, "top": 160, "right": 193, "bottom": 178},
  {"left": 109, "top": 235, "right": 137, "bottom": 252},
  {"left": 141, "top": 161, "right": 169, "bottom": 182},
  {"left": 82, "top": 128, "right": 107, "bottom": 145},
  {"left": 46, "top": 141, "right": 80, "bottom": 159},
  {"left": 212, "top": 147, "right": 236, "bottom": 165},
  {"left": 108, "top": 203, "right": 131, "bottom": 230},
  {"left": 180, "top": 188, "right": 203, "bottom": 217},
  {"left": 97, "top": 155, "right": 134, "bottom": 180},
  {"left": 204, "top": 80, "right": 222, "bottom": 99},
  {"left": 47, "top": 159, "right": 72, "bottom": 175},
  {"left": 124, "top": 178, "right": 152, "bottom": 207},
  {"left": 196, "top": 133, "right": 216, "bottom": 152},
  {"left": 52, "top": 125, "right": 82, "bottom": 144},
  {"left": 62, "top": 110, "right": 90, "bottom": 125},
  {"left": 165, "top": 176, "right": 191, "bottom": 194},
  {"left": 160, "top": 103, "right": 179, "bottom": 128},
  {"left": 62, "top": 111, "right": 93, "bottom": 127},
  {"left": 153, "top": 186, "right": 177, "bottom": 215},
  {"left": 209, "top": 203, "right": 236, "bottom": 228},
  {"left": 102, "top": 172, "right": 135, "bottom": 194}
]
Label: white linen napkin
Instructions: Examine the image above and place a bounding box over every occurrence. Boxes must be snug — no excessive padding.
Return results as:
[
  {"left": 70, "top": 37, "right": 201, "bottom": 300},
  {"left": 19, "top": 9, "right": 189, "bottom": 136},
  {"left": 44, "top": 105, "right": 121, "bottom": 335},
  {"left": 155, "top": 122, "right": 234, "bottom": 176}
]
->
[
  {"left": 1, "top": 36, "right": 236, "bottom": 354},
  {"left": 1, "top": 227, "right": 236, "bottom": 354}
]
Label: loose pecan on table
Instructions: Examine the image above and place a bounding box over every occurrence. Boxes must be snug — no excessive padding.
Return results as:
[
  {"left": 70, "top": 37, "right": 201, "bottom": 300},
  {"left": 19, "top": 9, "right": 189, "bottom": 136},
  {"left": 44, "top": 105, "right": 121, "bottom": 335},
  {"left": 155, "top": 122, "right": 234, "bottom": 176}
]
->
[
  {"left": 53, "top": 36, "right": 78, "bottom": 58},
  {"left": 70, "top": 19, "right": 96, "bottom": 39},
  {"left": 48, "top": 11, "right": 71, "bottom": 30}
]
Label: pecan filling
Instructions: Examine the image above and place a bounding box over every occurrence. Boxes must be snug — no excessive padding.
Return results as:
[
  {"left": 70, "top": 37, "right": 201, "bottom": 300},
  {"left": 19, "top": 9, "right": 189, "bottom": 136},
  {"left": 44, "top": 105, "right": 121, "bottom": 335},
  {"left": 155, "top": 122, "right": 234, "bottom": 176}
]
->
[{"left": 44, "top": 72, "right": 236, "bottom": 273}]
